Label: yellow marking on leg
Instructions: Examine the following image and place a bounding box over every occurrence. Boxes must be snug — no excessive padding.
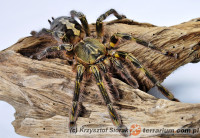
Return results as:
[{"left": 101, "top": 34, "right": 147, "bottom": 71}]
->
[
  {"left": 50, "top": 46, "right": 60, "bottom": 51},
  {"left": 114, "top": 53, "right": 120, "bottom": 58},
  {"left": 72, "top": 106, "right": 74, "bottom": 113},
  {"left": 75, "top": 81, "right": 80, "bottom": 95},
  {"left": 156, "top": 83, "right": 175, "bottom": 99},
  {"left": 97, "top": 82, "right": 105, "bottom": 88},
  {"left": 110, "top": 111, "right": 115, "bottom": 118},
  {"left": 103, "top": 58, "right": 111, "bottom": 66},
  {"left": 131, "top": 37, "right": 136, "bottom": 41},
  {"left": 127, "top": 54, "right": 140, "bottom": 64},
  {"left": 140, "top": 68, "right": 146, "bottom": 73},
  {"left": 110, "top": 42, "right": 116, "bottom": 47},
  {"left": 70, "top": 113, "right": 74, "bottom": 121}
]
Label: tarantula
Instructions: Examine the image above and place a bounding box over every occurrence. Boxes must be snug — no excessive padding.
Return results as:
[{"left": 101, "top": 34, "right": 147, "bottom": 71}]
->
[{"left": 31, "top": 9, "right": 179, "bottom": 136}]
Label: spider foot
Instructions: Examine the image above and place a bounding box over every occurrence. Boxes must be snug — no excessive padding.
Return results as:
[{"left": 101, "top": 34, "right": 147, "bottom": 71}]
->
[
  {"left": 121, "top": 14, "right": 127, "bottom": 19},
  {"left": 69, "top": 121, "right": 77, "bottom": 134},
  {"left": 31, "top": 28, "right": 52, "bottom": 37},
  {"left": 117, "top": 124, "right": 130, "bottom": 137},
  {"left": 30, "top": 50, "right": 47, "bottom": 60},
  {"left": 172, "top": 98, "right": 180, "bottom": 102}
]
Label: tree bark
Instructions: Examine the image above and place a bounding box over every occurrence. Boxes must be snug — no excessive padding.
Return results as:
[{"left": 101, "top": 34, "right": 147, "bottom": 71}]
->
[{"left": 0, "top": 18, "right": 200, "bottom": 137}]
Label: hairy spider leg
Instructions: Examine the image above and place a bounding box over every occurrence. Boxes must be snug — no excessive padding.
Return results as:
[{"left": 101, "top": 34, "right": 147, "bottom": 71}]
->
[
  {"left": 34, "top": 44, "right": 73, "bottom": 60},
  {"left": 90, "top": 65, "right": 129, "bottom": 134},
  {"left": 109, "top": 33, "right": 178, "bottom": 58},
  {"left": 69, "top": 64, "right": 85, "bottom": 131},
  {"left": 133, "top": 37, "right": 178, "bottom": 58},
  {"left": 110, "top": 57, "right": 139, "bottom": 88},
  {"left": 113, "top": 51, "right": 179, "bottom": 102},
  {"left": 70, "top": 10, "right": 90, "bottom": 36},
  {"left": 97, "top": 62, "right": 120, "bottom": 99},
  {"left": 108, "top": 33, "right": 179, "bottom": 101},
  {"left": 96, "top": 9, "right": 126, "bottom": 39}
]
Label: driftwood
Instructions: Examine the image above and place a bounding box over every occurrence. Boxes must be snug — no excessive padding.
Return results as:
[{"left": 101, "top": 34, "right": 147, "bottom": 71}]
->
[{"left": 1, "top": 18, "right": 200, "bottom": 138}]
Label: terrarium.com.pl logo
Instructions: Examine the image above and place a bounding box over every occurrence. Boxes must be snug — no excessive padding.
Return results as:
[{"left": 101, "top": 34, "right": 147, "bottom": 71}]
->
[{"left": 129, "top": 124, "right": 200, "bottom": 136}]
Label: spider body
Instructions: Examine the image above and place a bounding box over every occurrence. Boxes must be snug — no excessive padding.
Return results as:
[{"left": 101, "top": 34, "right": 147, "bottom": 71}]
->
[
  {"left": 49, "top": 16, "right": 85, "bottom": 44},
  {"left": 32, "top": 9, "right": 179, "bottom": 136},
  {"left": 74, "top": 38, "right": 106, "bottom": 65}
]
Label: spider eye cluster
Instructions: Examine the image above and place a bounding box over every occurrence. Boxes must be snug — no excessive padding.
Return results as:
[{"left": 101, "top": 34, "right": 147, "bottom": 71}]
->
[{"left": 49, "top": 17, "right": 69, "bottom": 32}]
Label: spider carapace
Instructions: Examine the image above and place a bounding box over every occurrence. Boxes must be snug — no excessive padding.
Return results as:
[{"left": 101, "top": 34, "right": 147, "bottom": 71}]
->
[
  {"left": 31, "top": 9, "right": 179, "bottom": 136},
  {"left": 75, "top": 38, "right": 106, "bottom": 65}
]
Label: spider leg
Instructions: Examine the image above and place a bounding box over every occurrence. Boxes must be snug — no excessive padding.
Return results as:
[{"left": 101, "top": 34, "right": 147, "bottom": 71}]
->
[
  {"left": 110, "top": 57, "right": 139, "bottom": 88},
  {"left": 96, "top": 9, "right": 126, "bottom": 39},
  {"left": 70, "top": 10, "right": 90, "bottom": 36},
  {"left": 112, "top": 51, "right": 179, "bottom": 102},
  {"left": 31, "top": 28, "right": 52, "bottom": 36},
  {"left": 31, "top": 44, "right": 73, "bottom": 60},
  {"left": 69, "top": 64, "right": 85, "bottom": 132},
  {"left": 109, "top": 33, "right": 178, "bottom": 58},
  {"left": 97, "top": 62, "right": 120, "bottom": 99},
  {"left": 90, "top": 65, "right": 128, "bottom": 136}
]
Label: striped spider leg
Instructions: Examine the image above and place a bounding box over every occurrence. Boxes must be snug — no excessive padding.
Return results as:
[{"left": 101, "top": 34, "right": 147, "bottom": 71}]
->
[
  {"left": 70, "top": 10, "right": 90, "bottom": 36},
  {"left": 108, "top": 33, "right": 179, "bottom": 102},
  {"left": 69, "top": 64, "right": 85, "bottom": 131},
  {"left": 90, "top": 65, "right": 129, "bottom": 136},
  {"left": 96, "top": 9, "right": 126, "bottom": 39},
  {"left": 30, "top": 43, "right": 73, "bottom": 60},
  {"left": 110, "top": 32, "right": 178, "bottom": 58}
]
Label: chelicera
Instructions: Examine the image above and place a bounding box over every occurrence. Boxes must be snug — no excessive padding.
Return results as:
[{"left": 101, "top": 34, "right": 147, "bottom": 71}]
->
[{"left": 31, "top": 9, "right": 179, "bottom": 136}]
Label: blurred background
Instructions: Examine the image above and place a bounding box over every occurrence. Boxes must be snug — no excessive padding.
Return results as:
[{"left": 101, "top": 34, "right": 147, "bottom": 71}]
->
[{"left": 0, "top": 0, "right": 200, "bottom": 137}]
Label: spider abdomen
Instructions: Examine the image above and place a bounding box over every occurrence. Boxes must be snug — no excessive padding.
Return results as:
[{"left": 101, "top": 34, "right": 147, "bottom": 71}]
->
[{"left": 74, "top": 38, "right": 106, "bottom": 65}]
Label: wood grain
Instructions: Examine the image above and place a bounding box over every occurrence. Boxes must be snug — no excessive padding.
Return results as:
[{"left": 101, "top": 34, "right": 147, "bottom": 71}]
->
[{"left": 1, "top": 18, "right": 200, "bottom": 137}]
